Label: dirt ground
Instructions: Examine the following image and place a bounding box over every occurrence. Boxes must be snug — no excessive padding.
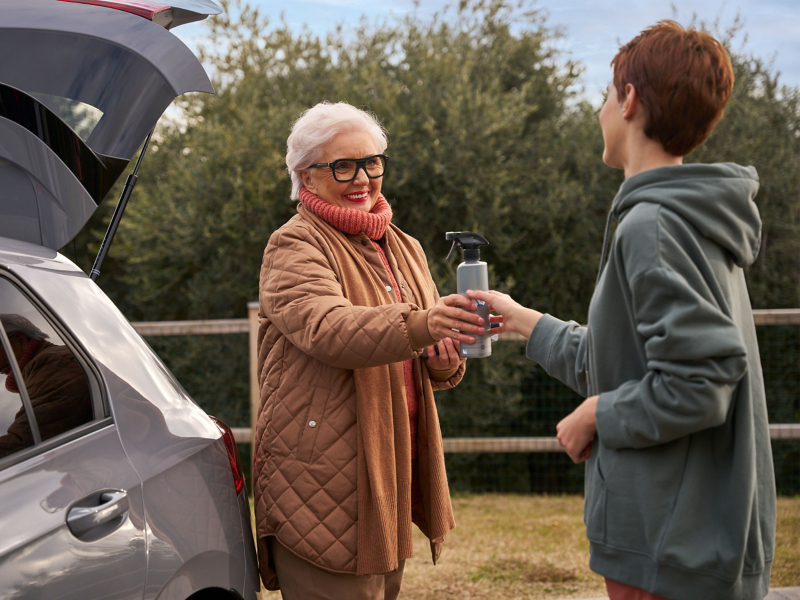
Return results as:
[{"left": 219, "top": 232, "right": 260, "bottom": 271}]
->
[{"left": 255, "top": 494, "right": 800, "bottom": 599}]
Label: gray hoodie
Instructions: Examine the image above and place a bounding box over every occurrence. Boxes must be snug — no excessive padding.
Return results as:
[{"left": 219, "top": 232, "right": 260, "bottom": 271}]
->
[{"left": 527, "top": 163, "right": 776, "bottom": 600}]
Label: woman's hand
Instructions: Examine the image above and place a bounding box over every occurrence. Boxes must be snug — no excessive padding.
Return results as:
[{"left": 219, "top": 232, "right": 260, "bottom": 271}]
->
[
  {"left": 427, "top": 294, "right": 485, "bottom": 344},
  {"left": 466, "top": 290, "right": 542, "bottom": 339},
  {"left": 556, "top": 395, "right": 599, "bottom": 463},
  {"left": 425, "top": 338, "right": 462, "bottom": 370}
]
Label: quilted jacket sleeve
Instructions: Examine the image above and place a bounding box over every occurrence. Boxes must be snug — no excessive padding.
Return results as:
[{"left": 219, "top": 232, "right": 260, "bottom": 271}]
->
[
  {"left": 426, "top": 361, "right": 466, "bottom": 389},
  {"left": 261, "top": 223, "right": 424, "bottom": 370}
]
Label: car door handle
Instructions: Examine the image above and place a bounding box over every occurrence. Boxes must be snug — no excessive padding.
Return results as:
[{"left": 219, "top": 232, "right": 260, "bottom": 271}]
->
[{"left": 67, "top": 491, "right": 129, "bottom": 537}]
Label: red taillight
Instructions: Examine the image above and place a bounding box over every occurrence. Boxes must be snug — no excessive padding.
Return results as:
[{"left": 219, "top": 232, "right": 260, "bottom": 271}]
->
[
  {"left": 209, "top": 416, "right": 245, "bottom": 496},
  {"left": 58, "top": 0, "right": 171, "bottom": 22}
]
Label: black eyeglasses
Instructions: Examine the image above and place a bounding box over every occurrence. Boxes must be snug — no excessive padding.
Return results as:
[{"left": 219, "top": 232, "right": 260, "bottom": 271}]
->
[{"left": 308, "top": 154, "right": 388, "bottom": 183}]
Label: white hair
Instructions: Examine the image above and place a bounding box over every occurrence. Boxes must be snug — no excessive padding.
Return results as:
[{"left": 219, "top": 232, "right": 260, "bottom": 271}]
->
[
  {"left": 286, "top": 102, "right": 388, "bottom": 200},
  {"left": 0, "top": 314, "right": 48, "bottom": 341}
]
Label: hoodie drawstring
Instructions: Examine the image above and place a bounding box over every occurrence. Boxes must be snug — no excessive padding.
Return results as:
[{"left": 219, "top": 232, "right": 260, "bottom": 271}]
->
[{"left": 596, "top": 210, "right": 615, "bottom": 286}]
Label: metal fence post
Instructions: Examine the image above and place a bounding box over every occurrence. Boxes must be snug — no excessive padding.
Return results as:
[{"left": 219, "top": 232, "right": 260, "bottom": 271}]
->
[{"left": 248, "top": 301, "right": 260, "bottom": 483}]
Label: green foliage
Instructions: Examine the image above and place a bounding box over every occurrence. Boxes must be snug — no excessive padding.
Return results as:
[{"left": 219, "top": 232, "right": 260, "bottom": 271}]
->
[
  {"left": 80, "top": 0, "right": 623, "bottom": 322},
  {"left": 64, "top": 1, "right": 800, "bottom": 490},
  {"left": 75, "top": 0, "right": 799, "bottom": 323}
]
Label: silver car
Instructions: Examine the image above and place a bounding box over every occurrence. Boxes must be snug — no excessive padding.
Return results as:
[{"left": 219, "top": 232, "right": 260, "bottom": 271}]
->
[{"left": 0, "top": 1, "right": 259, "bottom": 598}]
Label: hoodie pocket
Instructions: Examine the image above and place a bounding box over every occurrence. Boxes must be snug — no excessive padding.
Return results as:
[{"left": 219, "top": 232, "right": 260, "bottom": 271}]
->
[{"left": 584, "top": 453, "right": 607, "bottom": 544}]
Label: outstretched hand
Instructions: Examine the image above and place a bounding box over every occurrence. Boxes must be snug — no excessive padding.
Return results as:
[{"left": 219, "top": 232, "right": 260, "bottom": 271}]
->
[
  {"left": 466, "top": 289, "right": 542, "bottom": 339},
  {"left": 426, "top": 294, "right": 485, "bottom": 344}
]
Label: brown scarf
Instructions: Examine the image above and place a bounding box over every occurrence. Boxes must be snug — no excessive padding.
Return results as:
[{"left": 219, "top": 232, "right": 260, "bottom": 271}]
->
[
  {"left": 299, "top": 188, "right": 420, "bottom": 458},
  {"left": 296, "top": 194, "right": 455, "bottom": 575}
]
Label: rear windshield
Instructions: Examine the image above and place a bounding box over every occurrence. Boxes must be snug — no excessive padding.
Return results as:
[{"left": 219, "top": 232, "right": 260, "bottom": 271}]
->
[{"left": 27, "top": 92, "right": 103, "bottom": 142}]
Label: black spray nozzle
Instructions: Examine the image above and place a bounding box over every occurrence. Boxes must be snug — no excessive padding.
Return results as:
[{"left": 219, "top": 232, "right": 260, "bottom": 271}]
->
[{"left": 446, "top": 231, "right": 489, "bottom": 260}]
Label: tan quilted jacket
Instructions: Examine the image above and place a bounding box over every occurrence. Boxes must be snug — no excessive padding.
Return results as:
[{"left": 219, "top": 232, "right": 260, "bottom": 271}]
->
[{"left": 255, "top": 205, "right": 464, "bottom": 588}]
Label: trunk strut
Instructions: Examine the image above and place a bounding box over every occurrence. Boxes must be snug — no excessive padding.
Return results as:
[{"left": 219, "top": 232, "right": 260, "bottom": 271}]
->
[{"left": 90, "top": 128, "right": 154, "bottom": 282}]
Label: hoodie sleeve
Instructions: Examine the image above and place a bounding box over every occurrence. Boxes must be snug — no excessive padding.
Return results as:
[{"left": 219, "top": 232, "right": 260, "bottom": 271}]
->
[
  {"left": 526, "top": 314, "right": 589, "bottom": 398},
  {"left": 595, "top": 258, "right": 748, "bottom": 450}
]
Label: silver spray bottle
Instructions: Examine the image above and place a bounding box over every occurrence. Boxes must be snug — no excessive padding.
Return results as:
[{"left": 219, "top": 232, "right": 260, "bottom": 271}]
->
[{"left": 446, "top": 231, "right": 492, "bottom": 358}]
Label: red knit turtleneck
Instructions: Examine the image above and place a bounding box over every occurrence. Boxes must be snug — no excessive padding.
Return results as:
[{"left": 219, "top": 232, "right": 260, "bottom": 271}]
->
[
  {"left": 298, "top": 188, "right": 392, "bottom": 240},
  {"left": 299, "top": 187, "right": 420, "bottom": 459}
]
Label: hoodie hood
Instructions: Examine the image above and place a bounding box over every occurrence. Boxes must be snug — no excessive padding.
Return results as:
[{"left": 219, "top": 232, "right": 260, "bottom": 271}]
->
[{"left": 611, "top": 163, "right": 761, "bottom": 268}]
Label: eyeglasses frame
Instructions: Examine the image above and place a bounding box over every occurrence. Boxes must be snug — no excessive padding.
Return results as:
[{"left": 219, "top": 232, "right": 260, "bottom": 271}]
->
[{"left": 307, "top": 154, "right": 389, "bottom": 183}]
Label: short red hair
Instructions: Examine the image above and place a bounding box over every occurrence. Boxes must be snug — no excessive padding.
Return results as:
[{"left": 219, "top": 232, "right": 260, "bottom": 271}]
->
[{"left": 611, "top": 20, "right": 734, "bottom": 156}]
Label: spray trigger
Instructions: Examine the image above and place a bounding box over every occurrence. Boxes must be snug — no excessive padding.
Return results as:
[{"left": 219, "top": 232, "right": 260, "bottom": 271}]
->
[
  {"left": 445, "top": 231, "right": 490, "bottom": 260},
  {"left": 446, "top": 240, "right": 458, "bottom": 261}
]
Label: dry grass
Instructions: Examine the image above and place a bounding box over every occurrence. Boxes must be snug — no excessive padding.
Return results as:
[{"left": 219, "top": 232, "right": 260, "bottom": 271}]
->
[
  {"left": 772, "top": 497, "right": 800, "bottom": 586},
  {"left": 254, "top": 494, "right": 800, "bottom": 599},
  {"left": 401, "top": 495, "right": 604, "bottom": 600}
]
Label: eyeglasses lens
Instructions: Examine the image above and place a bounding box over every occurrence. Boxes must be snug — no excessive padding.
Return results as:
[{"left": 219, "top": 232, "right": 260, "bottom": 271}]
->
[{"left": 333, "top": 156, "right": 385, "bottom": 181}]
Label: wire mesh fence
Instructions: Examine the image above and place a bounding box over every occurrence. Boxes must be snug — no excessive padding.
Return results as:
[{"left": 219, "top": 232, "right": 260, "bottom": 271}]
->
[
  {"left": 759, "top": 323, "right": 800, "bottom": 495},
  {"left": 141, "top": 315, "right": 800, "bottom": 496}
]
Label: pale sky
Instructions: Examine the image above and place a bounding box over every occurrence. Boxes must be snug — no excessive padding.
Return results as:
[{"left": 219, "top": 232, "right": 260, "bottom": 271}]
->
[{"left": 173, "top": 0, "right": 799, "bottom": 106}]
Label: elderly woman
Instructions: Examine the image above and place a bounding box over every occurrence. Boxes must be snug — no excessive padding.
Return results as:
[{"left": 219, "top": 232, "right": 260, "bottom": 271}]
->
[{"left": 254, "top": 102, "right": 484, "bottom": 599}]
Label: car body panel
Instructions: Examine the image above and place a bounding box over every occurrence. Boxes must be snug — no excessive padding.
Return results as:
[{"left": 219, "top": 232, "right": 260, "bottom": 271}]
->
[
  {"left": 0, "top": 423, "right": 147, "bottom": 599},
  {"left": 145, "top": 444, "right": 248, "bottom": 599},
  {"left": 0, "top": 244, "right": 258, "bottom": 599},
  {"left": 239, "top": 490, "right": 259, "bottom": 598},
  {"left": 164, "top": 0, "right": 224, "bottom": 28}
]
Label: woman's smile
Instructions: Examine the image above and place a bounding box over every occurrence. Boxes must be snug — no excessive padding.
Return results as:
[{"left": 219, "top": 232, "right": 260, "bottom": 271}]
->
[{"left": 343, "top": 190, "right": 370, "bottom": 203}]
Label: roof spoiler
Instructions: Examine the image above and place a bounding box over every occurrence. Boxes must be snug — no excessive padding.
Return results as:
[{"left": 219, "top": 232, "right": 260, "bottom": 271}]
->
[{"left": 57, "top": 0, "right": 223, "bottom": 30}]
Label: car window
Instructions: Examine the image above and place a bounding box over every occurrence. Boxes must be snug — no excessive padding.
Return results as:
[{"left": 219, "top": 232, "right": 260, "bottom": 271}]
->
[
  {"left": 0, "top": 334, "right": 34, "bottom": 458},
  {"left": 27, "top": 92, "right": 104, "bottom": 142},
  {"left": 0, "top": 278, "right": 95, "bottom": 461}
]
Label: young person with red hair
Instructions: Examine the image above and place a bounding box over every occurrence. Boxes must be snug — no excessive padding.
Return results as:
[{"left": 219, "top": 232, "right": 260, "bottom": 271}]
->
[{"left": 469, "top": 21, "right": 775, "bottom": 600}]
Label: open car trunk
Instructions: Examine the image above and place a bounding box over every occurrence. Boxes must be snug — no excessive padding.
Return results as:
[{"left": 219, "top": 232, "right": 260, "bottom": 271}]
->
[{"left": 0, "top": 0, "right": 220, "bottom": 250}]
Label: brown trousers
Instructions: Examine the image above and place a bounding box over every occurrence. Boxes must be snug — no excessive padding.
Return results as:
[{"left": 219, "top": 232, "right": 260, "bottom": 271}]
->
[
  {"left": 606, "top": 578, "right": 670, "bottom": 600},
  {"left": 270, "top": 538, "right": 405, "bottom": 600}
]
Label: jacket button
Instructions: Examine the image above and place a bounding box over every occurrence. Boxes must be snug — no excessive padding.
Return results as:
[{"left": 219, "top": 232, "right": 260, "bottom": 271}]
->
[
  {"left": 361, "top": 239, "right": 368, "bottom": 246},
  {"left": 385, "top": 285, "right": 392, "bottom": 292},
  {"left": 309, "top": 420, "right": 317, "bottom": 428}
]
